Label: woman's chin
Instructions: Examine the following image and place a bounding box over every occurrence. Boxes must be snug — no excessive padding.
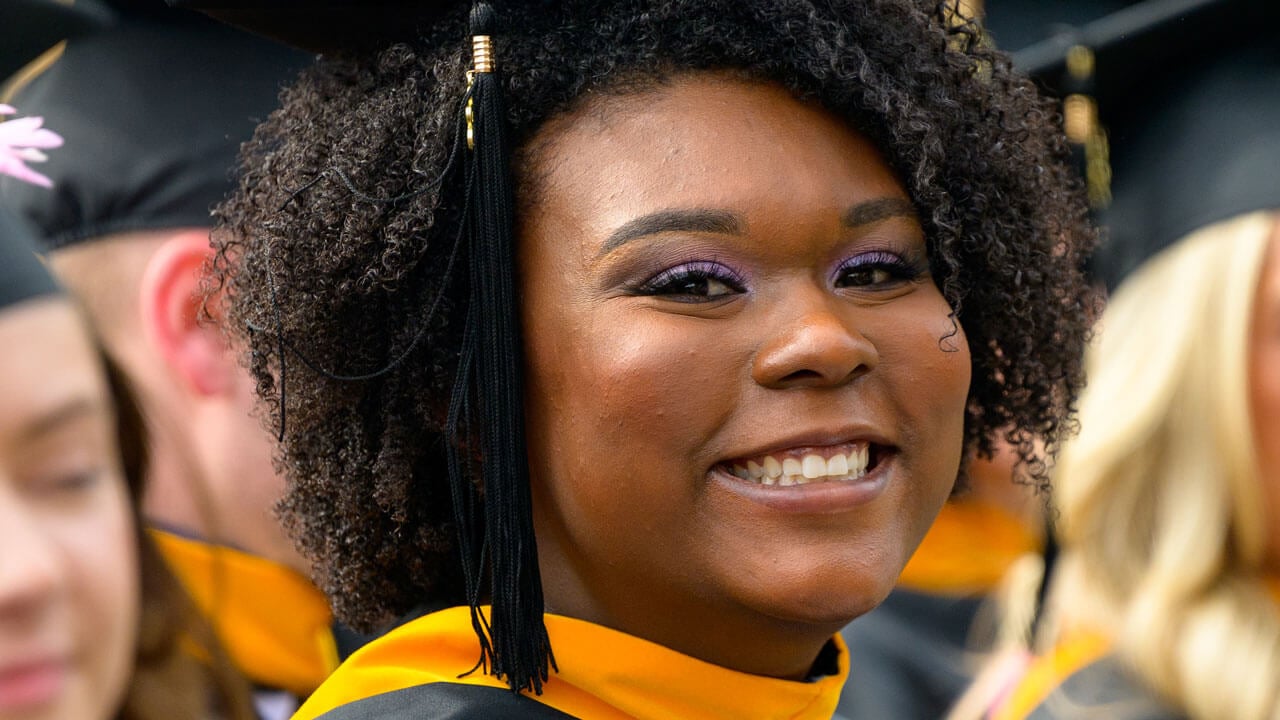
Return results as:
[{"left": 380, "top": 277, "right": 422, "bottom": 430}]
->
[{"left": 742, "top": 569, "right": 900, "bottom": 631}]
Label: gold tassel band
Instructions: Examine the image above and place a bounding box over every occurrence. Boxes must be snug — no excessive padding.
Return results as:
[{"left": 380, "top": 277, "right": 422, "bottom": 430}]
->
[
  {"left": 466, "top": 35, "right": 494, "bottom": 149},
  {"left": 472, "top": 35, "right": 494, "bottom": 73}
]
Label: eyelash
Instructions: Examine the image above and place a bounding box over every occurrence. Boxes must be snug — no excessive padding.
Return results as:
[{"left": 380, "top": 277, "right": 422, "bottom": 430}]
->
[
  {"left": 633, "top": 250, "right": 925, "bottom": 302},
  {"left": 634, "top": 261, "right": 747, "bottom": 302},
  {"left": 36, "top": 470, "right": 104, "bottom": 496},
  {"left": 834, "top": 250, "right": 927, "bottom": 288}
]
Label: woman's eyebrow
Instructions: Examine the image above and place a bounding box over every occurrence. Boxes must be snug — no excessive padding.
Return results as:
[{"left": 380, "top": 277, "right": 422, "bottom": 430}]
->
[
  {"left": 597, "top": 208, "right": 743, "bottom": 257},
  {"left": 596, "top": 198, "right": 916, "bottom": 259},
  {"left": 843, "top": 198, "right": 917, "bottom": 228},
  {"left": 16, "top": 397, "right": 102, "bottom": 445}
]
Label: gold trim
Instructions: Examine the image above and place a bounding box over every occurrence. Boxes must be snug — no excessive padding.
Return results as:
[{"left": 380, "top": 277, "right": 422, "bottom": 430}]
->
[
  {"left": 1, "top": 42, "right": 66, "bottom": 104},
  {"left": 1063, "top": 94, "right": 1096, "bottom": 145},
  {"left": 1066, "top": 44, "right": 1095, "bottom": 81},
  {"left": 472, "top": 35, "right": 494, "bottom": 73},
  {"left": 465, "top": 96, "right": 475, "bottom": 150}
]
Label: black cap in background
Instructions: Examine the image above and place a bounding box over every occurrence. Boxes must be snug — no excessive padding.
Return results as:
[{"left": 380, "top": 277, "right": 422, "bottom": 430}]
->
[
  {"left": 0, "top": 15, "right": 312, "bottom": 250},
  {"left": 0, "top": 206, "right": 61, "bottom": 310},
  {"left": 984, "top": 0, "right": 1280, "bottom": 288},
  {"left": 0, "top": 0, "right": 116, "bottom": 82},
  {"left": 1097, "top": 41, "right": 1280, "bottom": 288}
]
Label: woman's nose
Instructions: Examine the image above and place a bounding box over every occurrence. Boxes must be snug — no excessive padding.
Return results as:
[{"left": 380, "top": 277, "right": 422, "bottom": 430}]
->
[
  {"left": 0, "top": 491, "right": 62, "bottom": 614},
  {"left": 751, "top": 288, "right": 878, "bottom": 389}
]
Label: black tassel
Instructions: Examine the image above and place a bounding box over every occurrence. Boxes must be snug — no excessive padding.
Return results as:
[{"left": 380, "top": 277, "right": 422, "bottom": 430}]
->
[{"left": 446, "top": 1, "right": 555, "bottom": 695}]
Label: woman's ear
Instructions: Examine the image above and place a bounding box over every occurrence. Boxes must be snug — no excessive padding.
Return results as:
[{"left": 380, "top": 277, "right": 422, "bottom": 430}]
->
[{"left": 138, "top": 229, "right": 232, "bottom": 398}]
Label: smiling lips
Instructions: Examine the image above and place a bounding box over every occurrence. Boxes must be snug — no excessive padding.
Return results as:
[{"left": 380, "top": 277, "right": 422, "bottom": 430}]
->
[
  {"left": 721, "top": 442, "right": 876, "bottom": 486},
  {"left": 0, "top": 658, "right": 67, "bottom": 711}
]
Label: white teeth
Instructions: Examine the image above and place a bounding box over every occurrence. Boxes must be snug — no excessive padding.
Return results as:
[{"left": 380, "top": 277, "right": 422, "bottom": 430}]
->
[
  {"left": 802, "top": 454, "right": 825, "bottom": 479},
  {"left": 827, "top": 454, "right": 849, "bottom": 476},
  {"left": 723, "top": 443, "right": 878, "bottom": 487},
  {"left": 763, "top": 456, "right": 783, "bottom": 478},
  {"left": 844, "top": 447, "right": 870, "bottom": 477}
]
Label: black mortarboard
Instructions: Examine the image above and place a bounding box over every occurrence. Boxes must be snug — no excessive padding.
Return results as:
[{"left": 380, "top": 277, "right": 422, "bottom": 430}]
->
[
  {"left": 1096, "top": 41, "right": 1280, "bottom": 288},
  {"left": 0, "top": 205, "right": 61, "bottom": 310},
  {"left": 984, "top": 0, "right": 1280, "bottom": 288},
  {"left": 0, "top": 0, "right": 116, "bottom": 82},
  {"left": 174, "top": 0, "right": 551, "bottom": 694},
  {"left": 0, "top": 10, "right": 311, "bottom": 250}
]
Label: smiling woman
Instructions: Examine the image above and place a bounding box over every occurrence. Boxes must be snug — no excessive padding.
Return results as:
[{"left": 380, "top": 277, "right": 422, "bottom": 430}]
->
[
  {"left": 201, "top": 1, "right": 1099, "bottom": 718},
  {"left": 520, "top": 79, "right": 970, "bottom": 677}
]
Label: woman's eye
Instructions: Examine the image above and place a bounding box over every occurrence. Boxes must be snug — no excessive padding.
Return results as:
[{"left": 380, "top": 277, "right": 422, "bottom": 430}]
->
[
  {"left": 636, "top": 263, "right": 746, "bottom": 302},
  {"left": 835, "top": 251, "right": 926, "bottom": 289},
  {"left": 30, "top": 469, "right": 104, "bottom": 496},
  {"left": 839, "top": 266, "right": 896, "bottom": 287}
]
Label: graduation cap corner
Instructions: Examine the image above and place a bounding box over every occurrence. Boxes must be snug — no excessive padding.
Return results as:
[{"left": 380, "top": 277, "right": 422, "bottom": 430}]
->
[
  {"left": 983, "top": 0, "right": 1280, "bottom": 288},
  {"left": 0, "top": 0, "right": 116, "bottom": 82}
]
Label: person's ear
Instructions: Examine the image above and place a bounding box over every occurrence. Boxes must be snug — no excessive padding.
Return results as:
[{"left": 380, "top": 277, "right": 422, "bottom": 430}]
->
[{"left": 138, "top": 229, "right": 232, "bottom": 397}]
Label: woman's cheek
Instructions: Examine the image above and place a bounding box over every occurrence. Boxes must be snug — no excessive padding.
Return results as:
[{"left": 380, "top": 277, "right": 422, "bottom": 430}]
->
[{"left": 65, "top": 479, "right": 138, "bottom": 720}]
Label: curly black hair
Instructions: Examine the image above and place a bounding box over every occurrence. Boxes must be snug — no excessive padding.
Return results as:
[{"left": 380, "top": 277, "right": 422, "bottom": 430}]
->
[{"left": 211, "top": 0, "right": 1099, "bottom": 633}]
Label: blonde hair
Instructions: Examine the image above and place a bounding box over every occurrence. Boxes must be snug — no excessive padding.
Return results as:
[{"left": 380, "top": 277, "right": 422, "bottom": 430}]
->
[{"left": 1048, "top": 211, "right": 1280, "bottom": 719}]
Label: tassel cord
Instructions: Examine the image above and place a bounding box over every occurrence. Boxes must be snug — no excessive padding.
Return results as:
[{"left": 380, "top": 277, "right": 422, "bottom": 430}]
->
[
  {"left": 250, "top": 95, "right": 473, "bottom": 440},
  {"left": 446, "top": 2, "right": 555, "bottom": 694}
]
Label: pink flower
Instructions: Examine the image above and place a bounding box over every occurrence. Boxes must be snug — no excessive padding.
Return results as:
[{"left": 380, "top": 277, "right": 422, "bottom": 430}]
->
[{"left": 0, "top": 105, "right": 64, "bottom": 189}]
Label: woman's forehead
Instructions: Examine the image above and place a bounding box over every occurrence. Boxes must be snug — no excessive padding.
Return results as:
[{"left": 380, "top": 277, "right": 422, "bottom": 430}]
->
[
  {"left": 524, "top": 76, "right": 908, "bottom": 232},
  {"left": 0, "top": 300, "right": 109, "bottom": 448}
]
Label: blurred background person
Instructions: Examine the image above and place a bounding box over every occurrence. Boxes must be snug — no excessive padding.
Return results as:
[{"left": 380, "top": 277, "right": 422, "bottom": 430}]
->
[
  {"left": 954, "top": 0, "right": 1280, "bottom": 717},
  {"left": 985, "top": 215, "right": 1280, "bottom": 720},
  {"left": 0, "top": 205, "right": 253, "bottom": 720},
  {"left": 0, "top": 2, "right": 352, "bottom": 718}
]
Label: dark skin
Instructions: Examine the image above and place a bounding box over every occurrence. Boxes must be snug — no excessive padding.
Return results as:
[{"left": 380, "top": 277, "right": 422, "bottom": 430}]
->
[{"left": 520, "top": 76, "right": 971, "bottom": 680}]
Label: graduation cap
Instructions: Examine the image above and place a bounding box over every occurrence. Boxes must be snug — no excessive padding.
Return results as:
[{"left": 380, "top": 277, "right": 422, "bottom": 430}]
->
[
  {"left": 0, "top": 206, "right": 61, "bottom": 311},
  {"left": 0, "top": 0, "right": 116, "bottom": 82},
  {"left": 1, "top": 0, "right": 245, "bottom": 90},
  {"left": 172, "top": 0, "right": 551, "bottom": 694},
  {"left": 983, "top": 0, "right": 1280, "bottom": 288},
  {"left": 0, "top": 8, "right": 311, "bottom": 250}
]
